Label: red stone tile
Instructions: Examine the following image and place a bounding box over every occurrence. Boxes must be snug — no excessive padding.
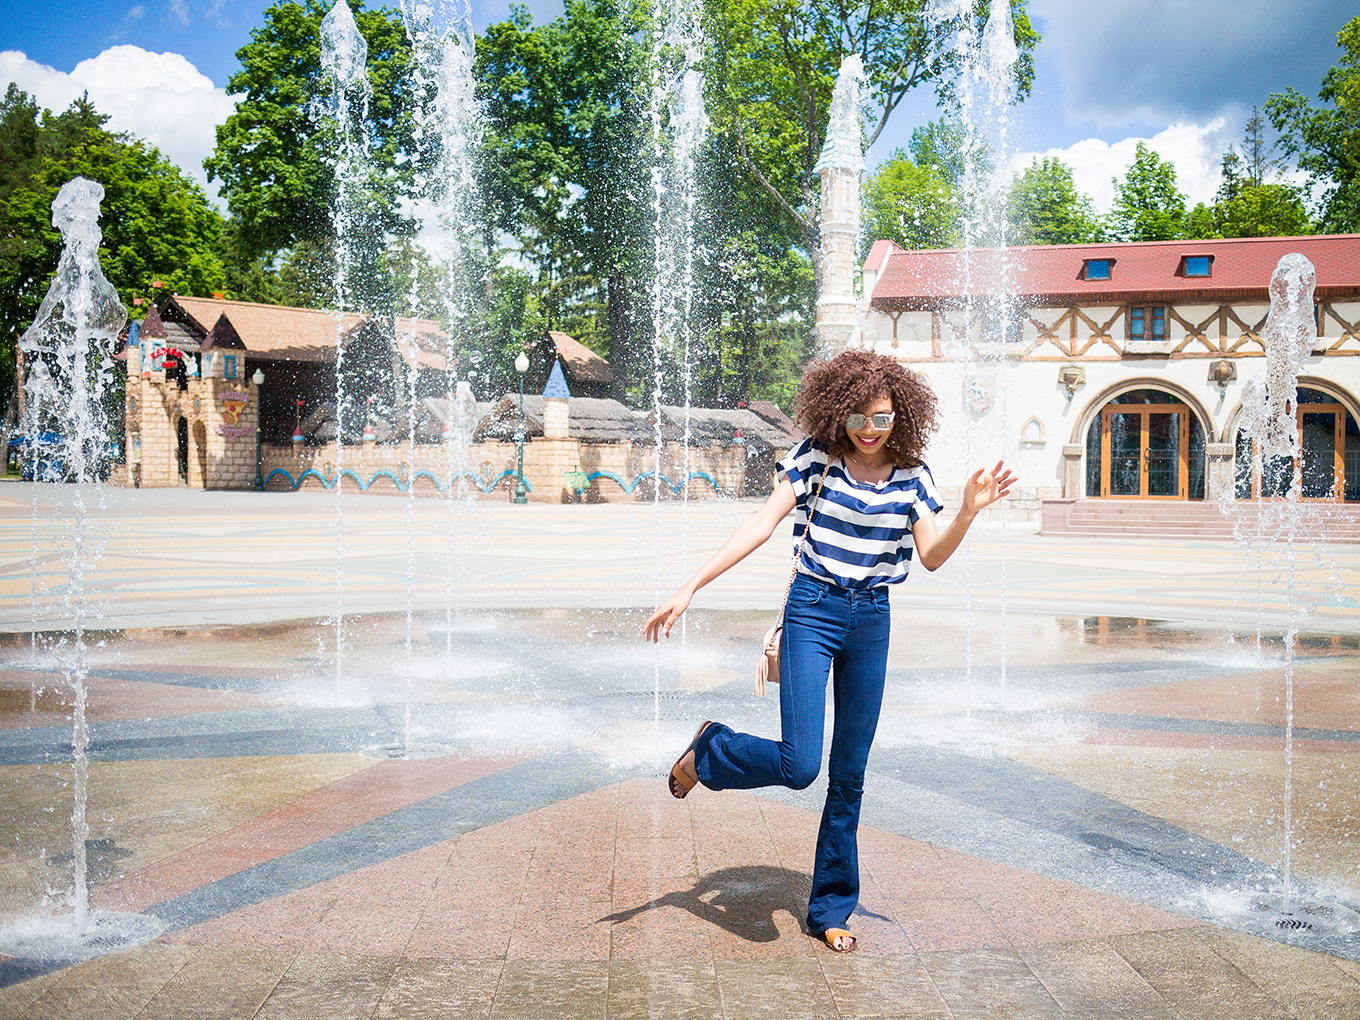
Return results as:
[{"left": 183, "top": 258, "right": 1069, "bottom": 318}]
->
[
  {"left": 898, "top": 895, "right": 1012, "bottom": 952},
  {"left": 99, "top": 753, "right": 529, "bottom": 913}
]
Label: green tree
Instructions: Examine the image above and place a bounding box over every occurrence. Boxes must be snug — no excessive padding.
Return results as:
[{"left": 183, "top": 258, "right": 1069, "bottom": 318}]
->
[
  {"left": 1005, "top": 156, "right": 1102, "bottom": 245},
  {"left": 1266, "top": 15, "right": 1360, "bottom": 233},
  {"left": 204, "top": 0, "right": 426, "bottom": 311},
  {"left": 908, "top": 117, "right": 990, "bottom": 188},
  {"left": 475, "top": 0, "right": 651, "bottom": 399},
  {"left": 1182, "top": 147, "right": 1314, "bottom": 239},
  {"left": 0, "top": 90, "right": 227, "bottom": 394},
  {"left": 862, "top": 149, "right": 961, "bottom": 252},
  {"left": 706, "top": 0, "right": 1037, "bottom": 272},
  {"left": 1106, "top": 142, "right": 1186, "bottom": 242},
  {"left": 690, "top": 133, "right": 816, "bottom": 408}
]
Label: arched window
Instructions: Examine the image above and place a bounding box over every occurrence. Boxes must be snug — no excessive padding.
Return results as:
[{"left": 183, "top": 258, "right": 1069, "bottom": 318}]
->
[
  {"left": 1085, "top": 389, "right": 1206, "bottom": 500},
  {"left": 1235, "top": 387, "right": 1360, "bottom": 501}
]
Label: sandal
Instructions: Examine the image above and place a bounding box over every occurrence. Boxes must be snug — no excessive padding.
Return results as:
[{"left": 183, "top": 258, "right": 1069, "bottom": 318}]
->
[
  {"left": 668, "top": 720, "right": 715, "bottom": 799},
  {"left": 819, "top": 928, "right": 858, "bottom": 953}
]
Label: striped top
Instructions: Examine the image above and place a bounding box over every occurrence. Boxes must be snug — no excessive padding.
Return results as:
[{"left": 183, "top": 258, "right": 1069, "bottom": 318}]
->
[{"left": 779, "top": 438, "right": 943, "bottom": 589}]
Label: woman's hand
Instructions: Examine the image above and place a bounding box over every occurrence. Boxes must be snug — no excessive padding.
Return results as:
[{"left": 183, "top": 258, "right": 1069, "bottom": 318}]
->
[
  {"left": 640, "top": 477, "right": 797, "bottom": 643},
  {"left": 961, "top": 460, "right": 1016, "bottom": 517},
  {"left": 644, "top": 589, "right": 693, "bottom": 642}
]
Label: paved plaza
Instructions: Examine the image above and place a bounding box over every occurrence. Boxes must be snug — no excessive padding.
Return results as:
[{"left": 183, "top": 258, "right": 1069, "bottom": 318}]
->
[{"left": 0, "top": 482, "right": 1359, "bottom": 1018}]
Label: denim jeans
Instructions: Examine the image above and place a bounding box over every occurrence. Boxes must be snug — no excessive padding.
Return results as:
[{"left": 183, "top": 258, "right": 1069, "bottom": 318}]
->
[{"left": 693, "top": 572, "right": 890, "bottom": 935}]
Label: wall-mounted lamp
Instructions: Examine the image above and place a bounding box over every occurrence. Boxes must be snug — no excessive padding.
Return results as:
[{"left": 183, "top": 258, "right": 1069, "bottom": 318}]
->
[
  {"left": 1057, "top": 364, "right": 1085, "bottom": 402},
  {"left": 1208, "top": 359, "right": 1237, "bottom": 390}
]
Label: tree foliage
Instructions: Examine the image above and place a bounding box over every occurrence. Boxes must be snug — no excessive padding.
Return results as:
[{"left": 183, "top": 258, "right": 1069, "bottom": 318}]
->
[
  {"left": 1266, "top": 15, "right": 1360, "bottom": 233},
  {"left": 0, "top": 86, "right": 226, "bottom": 394},
  {"left": 204, "top": 0, "right": 426, "bottom": 314},
  {"left": 475, "top": 0, "right": 651, "bottom": 397},
  {"left": 1184, "top": 148, "right": 1314, "bottom": 239},
  {"left": 1106, "top": 142, "right": 1186, "bottom": 242},
  {"left": 705, "top": 0, "right": 1037, "bottom": 268},
  {"left": 1005, "top": 156, "right": 1102, "bottom": 245},
  {"left": 862, "top": 149, "right": 960, "bottom": 252}
]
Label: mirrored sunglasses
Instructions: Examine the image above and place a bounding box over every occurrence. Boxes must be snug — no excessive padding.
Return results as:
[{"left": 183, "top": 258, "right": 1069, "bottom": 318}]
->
[{"left": 846, "top": 412, "right": 896, "bottom": 430}]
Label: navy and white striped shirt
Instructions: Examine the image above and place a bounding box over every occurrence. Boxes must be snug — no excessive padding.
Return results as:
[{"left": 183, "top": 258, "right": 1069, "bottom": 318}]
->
[{"left": 779, "top": 438, "right": 943, "bottom": 589}]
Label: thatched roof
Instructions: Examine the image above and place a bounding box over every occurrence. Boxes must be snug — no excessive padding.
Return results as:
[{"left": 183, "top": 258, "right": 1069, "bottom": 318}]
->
[
  {"left": 165, "top": 295, "right": 446, "bottom": 369},
  {"left": 657, "top": 405, "right": 798, "bottom": 453},
  {"left": 475, "top": 395, "right": 654, "bottom": 444},
  {"left": 472, "top": 396, "right": 799, "bottom": 449},
  {"left": 545, "top": 331, "right": 612, "bottom": 385}
]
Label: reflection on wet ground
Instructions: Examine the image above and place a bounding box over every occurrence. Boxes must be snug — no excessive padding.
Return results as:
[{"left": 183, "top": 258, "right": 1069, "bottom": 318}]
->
[{"left": 1, "top": 604, "right": 1358, "bottom": 1016}]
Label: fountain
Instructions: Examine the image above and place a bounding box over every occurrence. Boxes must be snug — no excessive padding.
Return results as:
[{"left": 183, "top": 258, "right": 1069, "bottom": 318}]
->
[
  {"left": 395, "top": 0, "right": 484, "bottom": 673},
  {"left": 920, "top": 0, "right": 1023, "bottom": 705},
  {"left": 648, "top": 0, "right": 708, "bottom": 717},
  {"left": 1216, "top": 254, "right": 1360, "bottom": 937},
  {"left": 0, "top": 179, "right": 166, "bottom": 961},
  {"left": 3, "top": 6, "right": 1360, "bottom": 1009},
  {"left": 318, "top": 0, "right": 372, "bottom": 705}
]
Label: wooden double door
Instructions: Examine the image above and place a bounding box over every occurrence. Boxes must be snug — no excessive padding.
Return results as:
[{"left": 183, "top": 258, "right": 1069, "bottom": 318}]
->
[
  {"left": 1100, "top": 403, "right": 1189, "bottom": 499},
  {"left": 1244, "top": 401, "right": 1352, "bottom": 500}
]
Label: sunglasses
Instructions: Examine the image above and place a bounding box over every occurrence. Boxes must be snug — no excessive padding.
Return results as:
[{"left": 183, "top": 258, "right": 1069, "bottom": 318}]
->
[{"left": 846, "top": 412, "right": 896, "bottom": 430}]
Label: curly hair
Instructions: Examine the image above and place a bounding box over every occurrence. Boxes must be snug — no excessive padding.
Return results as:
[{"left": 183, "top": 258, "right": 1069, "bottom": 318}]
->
[{"left": 793, "top": 349, "right": 939, "bottom": 467}]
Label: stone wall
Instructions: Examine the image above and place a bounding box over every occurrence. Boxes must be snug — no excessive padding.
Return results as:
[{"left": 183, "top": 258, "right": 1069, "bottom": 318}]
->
[
  {"left": 120, "top": 349, "right": 776, "bottom": 499},
  {"left": 255, "top": 436, "right": 763, "bottom": 502},
  {"left": 123, "top": 344, "right": 262, "bottom": 490}
]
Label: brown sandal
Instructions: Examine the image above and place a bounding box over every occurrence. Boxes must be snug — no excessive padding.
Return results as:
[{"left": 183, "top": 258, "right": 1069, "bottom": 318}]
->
[
  {"left": 668, "top": 721, "right": 714, "bottom": 799},
  {"left": 820, "top": 928, "right": 857, "bottom": 953}
]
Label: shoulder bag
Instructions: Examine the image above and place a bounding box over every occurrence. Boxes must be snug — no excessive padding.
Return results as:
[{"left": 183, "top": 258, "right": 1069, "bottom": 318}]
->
[{"left": 755, "top": 465, "right": 828, "bottom": 697}]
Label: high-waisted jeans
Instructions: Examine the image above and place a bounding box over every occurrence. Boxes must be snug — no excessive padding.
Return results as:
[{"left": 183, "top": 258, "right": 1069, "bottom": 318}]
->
[{"left": 693, "top": 572, "right": 890, "bottom": 934}]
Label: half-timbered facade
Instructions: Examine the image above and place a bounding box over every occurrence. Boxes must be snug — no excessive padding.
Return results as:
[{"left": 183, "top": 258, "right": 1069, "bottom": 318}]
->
[{"left": 856, "top": 235, "right": 1360, "bottom": 519}]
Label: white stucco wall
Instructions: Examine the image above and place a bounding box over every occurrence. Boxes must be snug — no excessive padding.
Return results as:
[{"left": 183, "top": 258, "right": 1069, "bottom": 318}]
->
[{"left": 858, "top": 302, "right": 1360, "bottom": 519}]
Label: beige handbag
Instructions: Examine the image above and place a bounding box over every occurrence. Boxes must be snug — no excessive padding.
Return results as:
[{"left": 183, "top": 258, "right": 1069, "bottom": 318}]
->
[{"left": 755, "top": 469, "right": 827, "bottom": 697}]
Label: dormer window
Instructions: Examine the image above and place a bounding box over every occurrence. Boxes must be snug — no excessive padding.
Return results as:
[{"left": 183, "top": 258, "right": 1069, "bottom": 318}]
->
[
  {"left": 1180, "top": 254, "right": 1213, "bottom": 278},
  {"left": 1083, "top": 258, "right": 1113, "bottom": 281}
]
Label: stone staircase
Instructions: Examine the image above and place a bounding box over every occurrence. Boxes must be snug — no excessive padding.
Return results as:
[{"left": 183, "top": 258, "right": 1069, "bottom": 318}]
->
[{"left": 1040, "top": 499, "right": 1360, "bottom": 543}]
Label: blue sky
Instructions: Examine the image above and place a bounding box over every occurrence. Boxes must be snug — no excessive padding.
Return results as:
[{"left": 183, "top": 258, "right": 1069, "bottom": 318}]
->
[{"left": 0, "top": 0, "right": 1354, "bottom": 211}]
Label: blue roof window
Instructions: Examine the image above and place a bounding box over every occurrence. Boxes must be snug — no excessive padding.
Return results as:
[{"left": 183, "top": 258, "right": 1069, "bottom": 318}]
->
[
  {"left": 1082, "top": 258, "right": 1113, "bottom": 281},
  {"left": 1181, "top": 254, "right": 1213, "bottom": 278}
]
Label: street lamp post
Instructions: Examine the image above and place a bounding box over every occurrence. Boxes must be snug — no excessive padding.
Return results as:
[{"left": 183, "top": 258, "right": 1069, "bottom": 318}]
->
[
  {"left": 252, "top": 367, "right": 265, "bottom": 491},
  {"left": 513, "top": 350, "right": 529, "bottom": 504}
]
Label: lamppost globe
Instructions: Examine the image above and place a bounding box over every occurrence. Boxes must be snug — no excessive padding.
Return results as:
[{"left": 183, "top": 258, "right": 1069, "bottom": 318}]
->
[
  {"left": 513, "top": 350, "right": 529, "bottom": 504},
  {"left": 252, "top": 367, "right": 266, "bottom": 491}
]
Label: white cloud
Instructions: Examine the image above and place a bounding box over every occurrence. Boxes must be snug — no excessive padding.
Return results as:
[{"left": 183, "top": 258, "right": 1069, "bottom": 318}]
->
[
  {"left": 1009, "top": 119, "right": 1234, "bottom": 214},
  {"left": 0, "top": 46, "right": 236, "bottom": 204}
]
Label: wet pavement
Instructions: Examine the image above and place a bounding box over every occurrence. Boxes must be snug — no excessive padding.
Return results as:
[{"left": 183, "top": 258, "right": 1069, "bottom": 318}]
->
[{"left": 0, "top": 484, "right": 1359, "bottom": 1018}]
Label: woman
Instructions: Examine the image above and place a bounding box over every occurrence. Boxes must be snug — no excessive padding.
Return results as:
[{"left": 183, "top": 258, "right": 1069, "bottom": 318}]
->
[{"left": 643, "top": 349, "right": 1014, "bottom": 954}]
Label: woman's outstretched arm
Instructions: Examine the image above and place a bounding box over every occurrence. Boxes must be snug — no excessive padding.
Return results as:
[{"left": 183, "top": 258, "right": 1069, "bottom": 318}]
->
[
  {"left": 643, "top": 477, "right": 798, "bottom": 642},
  {"left": 911, "top": 460, "right": 1016, "bottom": 572}
]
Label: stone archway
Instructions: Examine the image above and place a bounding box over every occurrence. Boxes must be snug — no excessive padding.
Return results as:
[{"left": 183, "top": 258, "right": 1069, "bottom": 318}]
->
[
  {"left": 1067, "top": 379, "right": 1217, "bottom": 500},
  {"left": 1224, "top": 376, "right": 1360, "bottom": 502},
  {"left": 176, "top": 417, "right": 189, "bottom": 484}
]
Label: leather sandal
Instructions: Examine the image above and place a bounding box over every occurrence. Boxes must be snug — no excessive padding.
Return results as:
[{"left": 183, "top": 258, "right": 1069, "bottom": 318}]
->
[
  {"left": 668, "top": 720, "right": 714, "bottom": 799},
  {"left": 820, "top": 928, "right": 857, "bottom": 953}
]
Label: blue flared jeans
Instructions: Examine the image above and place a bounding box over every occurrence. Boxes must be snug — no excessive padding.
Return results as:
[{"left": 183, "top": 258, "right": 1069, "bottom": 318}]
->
[{"left": 693, "top": 572, "right": 890, "bottom": 935}]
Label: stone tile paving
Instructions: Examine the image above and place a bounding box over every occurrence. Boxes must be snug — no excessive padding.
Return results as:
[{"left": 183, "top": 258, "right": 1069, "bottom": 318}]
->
[{"left": 0, "top": 487, "right": 1359, "bottom": 1016}]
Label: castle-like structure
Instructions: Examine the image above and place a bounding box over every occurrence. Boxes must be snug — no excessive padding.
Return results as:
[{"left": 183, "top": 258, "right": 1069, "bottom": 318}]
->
[{"left": 122, "top": 305, "right": 261, "bottom": 489}]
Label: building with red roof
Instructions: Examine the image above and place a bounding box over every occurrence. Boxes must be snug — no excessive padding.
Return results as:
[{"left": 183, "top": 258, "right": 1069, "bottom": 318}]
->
[{"left": 852, "top": 234, "right": 1360, "bottom": 524}]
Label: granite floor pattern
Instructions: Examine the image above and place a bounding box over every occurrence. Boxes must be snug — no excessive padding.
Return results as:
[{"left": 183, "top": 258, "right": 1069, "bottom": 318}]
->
[{"left": 0, "top": 609, "right": 1358, "bottom": 1019}]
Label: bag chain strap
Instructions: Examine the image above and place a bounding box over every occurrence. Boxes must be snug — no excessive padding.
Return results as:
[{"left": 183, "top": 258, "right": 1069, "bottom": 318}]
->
[{"left": 774, "top": 465, "right": 828, "bottom": 627}]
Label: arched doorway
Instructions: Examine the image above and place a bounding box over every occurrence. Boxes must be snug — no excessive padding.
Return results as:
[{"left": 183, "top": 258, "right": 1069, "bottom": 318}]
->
[
  {"left": 193, "top": 420, "right": 208, "bottom": 488},
  {"left": 1085, "top": 389, "right": 1206, "bottom": 500},
  {"left": 176, "top": 417, "right": 189, "bottom": 484},
  {"left": 1234, "top": 386, "right": 1360, "bottom": 501}
]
